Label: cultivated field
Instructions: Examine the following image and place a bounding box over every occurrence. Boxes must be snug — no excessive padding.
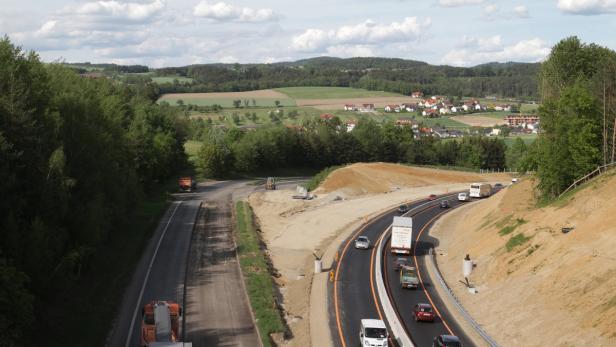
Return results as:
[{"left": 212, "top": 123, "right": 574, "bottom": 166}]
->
[
  {"left": 451, "top": 114, "right": 507, "bottom": 127},
  {"left": 152, "top": 76, "right": 194, "bottom": 84},
  {"left": 296, "top": 97, "right": 422, "bottom": 110},
  {"left": 275, "top": 86, "right": 402, "bottom": 99},
  {"left": 159, "top": 90, "right": 296, "bottom": 107}
]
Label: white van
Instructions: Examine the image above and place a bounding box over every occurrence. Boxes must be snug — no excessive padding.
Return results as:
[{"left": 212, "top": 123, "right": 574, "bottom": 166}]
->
[
  {"left": 469, "top": 183, "right": 492, "bottom": 198},
  {"left": 458, "top": 192, "right": 469, "bottom": 201},
  {"left": 359, "top": 319, "right": 388, "bottom": 347}
]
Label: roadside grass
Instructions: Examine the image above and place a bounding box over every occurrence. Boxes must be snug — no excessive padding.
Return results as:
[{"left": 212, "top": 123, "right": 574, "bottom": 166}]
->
[
  {"left": 152, "top": 76, "right": 194, "bottom": 84},
  {"left": 305, "top": 165, "right": 343, "bottom": 191},
  {"left": 235, "top": 201, "right": 286, "bottom": 347},
  {"left": 275, "top": 86, "right": 403, "bottom": 99},
  {"left": 37, "top": 178, "right": 179, "bottom": 346},
  {"left": 159, "top": 96, "right": 296, "bottom": 108},
  {"left": 506, "top": 233, "right": 531, "bottom": 252},
  {"left": 499, "top": 217, "right": 527, "bottom": 236}
]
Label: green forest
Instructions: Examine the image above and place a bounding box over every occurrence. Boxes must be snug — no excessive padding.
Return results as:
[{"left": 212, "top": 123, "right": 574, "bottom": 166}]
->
[{"left": 0, "top": 37, "right": 188, "bottom": 346}]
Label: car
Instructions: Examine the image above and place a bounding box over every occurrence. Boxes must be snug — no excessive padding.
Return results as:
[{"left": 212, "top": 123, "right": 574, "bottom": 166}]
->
[
  {"left": 494, "top": 183, "right": 503, "bottom": 188},
  {"left": 413, "top": 303, "right": 435, "bottom": 322},
  {"left": 359, "top": 319, "right": 388, "bottom": 347},
  {"left": 439, "top": 200, "right": 450, "bottom": 208},
  {"left": 393, "top": 257, "right": 409, "bottom": 271},
  {"left": 433, "top": 335, "right": 462, "bottom": 347},
  {"left": 511, "top": 177, "right": 519, "bottom": 183},
  {"left": 398, "top": 204, "right": 408, "bottom": 214},
  {"left": 457, "top": 192, "right": 468, "bottom": 202},
  {"left": 428, "top": 194, "right": 438, "bottom": 200},
  {"left": 355, "top": 236, "right": 370, "bottom": 249}
]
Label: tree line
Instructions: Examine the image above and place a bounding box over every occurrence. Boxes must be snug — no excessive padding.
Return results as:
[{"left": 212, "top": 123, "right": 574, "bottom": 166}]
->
[
  {"left": 517, "top": 37, "right": 616, "bottom": 199},
  {"left": 0, "top": 37, "right": 187, "bottom": 345},
  {"left": 154, "top": 57, "right": 539, "bottom": 100},
  {"left": 193, "top": 117, "right": 507, "bottom": 179}
]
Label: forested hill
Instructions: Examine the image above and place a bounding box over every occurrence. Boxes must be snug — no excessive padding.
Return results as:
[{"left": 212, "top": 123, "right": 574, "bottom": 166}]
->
[{"left": 153, "top": 57, "right": 539, "bottom": 99}]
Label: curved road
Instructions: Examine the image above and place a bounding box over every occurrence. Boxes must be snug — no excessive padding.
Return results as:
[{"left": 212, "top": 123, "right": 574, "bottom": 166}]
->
[{"left": 332, "top": 194, "right": 478, "bottom": 347}]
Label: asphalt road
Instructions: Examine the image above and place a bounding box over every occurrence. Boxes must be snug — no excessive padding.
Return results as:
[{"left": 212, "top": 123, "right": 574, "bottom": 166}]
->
[
  {"left": 332, "top": 195, "right": 475, "bottom": 347},
  {"left": 107, "top": 179, "right": 307, "bottom": 347}
]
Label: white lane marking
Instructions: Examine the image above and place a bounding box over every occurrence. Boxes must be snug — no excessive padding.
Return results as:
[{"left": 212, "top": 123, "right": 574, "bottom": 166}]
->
[{"left": 125, "top": 201, "right": 183, "bottom": 347}]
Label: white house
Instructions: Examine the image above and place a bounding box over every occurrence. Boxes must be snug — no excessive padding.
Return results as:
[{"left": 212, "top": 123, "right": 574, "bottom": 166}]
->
[
  {"left": 450, "top": 106, "right": 458, "bottom": 113},
  {"left": 439, "top": 107, "right": 450, "bottom": 115},
  {"left": 344, "top": 104, "right": 357, "bottom": 111},
  {"left": 385, "top": 105, "right": 400, "bottom": 112},
  {"left": 491, "top": 128, "right": 502, "bottom": 136}
]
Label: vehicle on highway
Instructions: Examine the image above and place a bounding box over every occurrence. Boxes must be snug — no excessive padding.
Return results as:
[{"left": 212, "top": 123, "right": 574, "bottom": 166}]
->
[
  {"left": 355, "top": 236, "right": 370, "bottom": 249},
  {"left": 457, "top": 192, "right": 469, "bottom": 202},
  {"left": 141, "top": 301, "right": 182, "bottom": 347},
  {"left": 393, "top": 257, "right": 409, "bottom": 271},
  {"left": 390, "top": 216, "right": 413, "bottom": 255},
  {"left": 512, "top": 177, "right": 519, "bottom": 183},
  {"left": 178, "top": 177, "right": 197, "bottom": 192},
  {"left": 358, "top": 319, "right": 388, "bottom": 347},
  {"left": 413, "top": 303, "right": 436, "bottom": 322},
  {"left": 433, "top": 334, "right": 462, "bottom": 347},
  {"left": 494, "top": 183, "right": 504, "bottom": 188},
  {"left": 265, "top": 177, "right": 276, "bottom": 190},
  {"left": 428, "top": 194, "right": 438, "bottom": 200},
  {"left": 398, "top": 204, "right": 408, "bottom": 214},
  {"left": 399, "top": 265, "right": 419, "bottom": 289},
  {"left": 469, "top": 183, "right": 492, "bottom": 198},
  {"left": 439, "top": 200, "right": 450, "bottom": 208}
]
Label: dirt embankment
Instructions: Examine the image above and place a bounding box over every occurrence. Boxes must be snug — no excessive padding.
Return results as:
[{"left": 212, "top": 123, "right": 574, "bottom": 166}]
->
[
  {"left": 247, "top": 163, "right": 510, "bottom": 346},
  {"left": 431, "top": 173, "right": 616, "bottom": 346}
]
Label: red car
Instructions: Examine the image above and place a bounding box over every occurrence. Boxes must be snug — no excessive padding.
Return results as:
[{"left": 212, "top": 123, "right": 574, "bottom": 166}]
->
[
  {"left": 428, "top": 194, "right": 437, "bottom": 200},
  {"left": 413, "top": 303, "right": 435, "bottom": 322},
  {"left": 393, "top": 257, "right": 409, "bottom": 271}
]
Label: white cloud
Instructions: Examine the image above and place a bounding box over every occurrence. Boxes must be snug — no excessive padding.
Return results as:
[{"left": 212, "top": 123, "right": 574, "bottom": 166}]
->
[
  {"left": 484, "top": 4, "right": 499, "bottom": 14},
  {"left": 437, "top": 0, "right": 485, "bottom": 7},
  {"left": 460, "top": 35, "right": 503, "bottom": 51},
  {"left": 193, "top": 1, "right": 279, "bottom": 22},
  {"left": 557, "top": 0, "right": 616, "bottom": 15},
  {"left": 514, "top": 5, "right": 530, "bottom": 17},
  {"left": 326, "top": 45, "right": 375, "bottom": 57},
  {"left": 443, "top": 37, "right": 550, "bottom": 66},
  {"left": 291, "top": 17, "right": 431, "bottom": 52},
  {"left": 69, "top": 0, "right": 165, "bottom": 22}
]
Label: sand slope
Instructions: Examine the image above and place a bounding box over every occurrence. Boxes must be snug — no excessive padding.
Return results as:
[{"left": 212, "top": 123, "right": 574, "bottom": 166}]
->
[{"left": 431, "top": 173, "right": 616, "bottom": 346}]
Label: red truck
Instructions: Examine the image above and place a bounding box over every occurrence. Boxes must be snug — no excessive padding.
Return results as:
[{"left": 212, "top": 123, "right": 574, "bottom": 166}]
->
[
  {"left": 141, "top": 301, "right": 183, "bottom": 346},
  {"left": 178, "top": 177, "right": 197, "bottom": 192}
]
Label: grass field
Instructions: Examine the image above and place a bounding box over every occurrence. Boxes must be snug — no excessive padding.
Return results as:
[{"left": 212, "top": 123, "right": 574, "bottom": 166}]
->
[
  {"left": 503, "top": 134, "right": 537, "bottom": 146},
  {"left": 275, "top": 86, "right": 403, "bottom": 99},
  {"left": 152, "top": 76, "right": 194, "bottom": 84},
  {"left": 520, "top": 103, "right": 539, "bottom": 113}
]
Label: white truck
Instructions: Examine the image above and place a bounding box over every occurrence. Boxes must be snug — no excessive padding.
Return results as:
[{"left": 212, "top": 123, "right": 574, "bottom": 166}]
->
[
  {"left": 469, "top": 183, "right": 492, "bottom": 198},
  {"left": 390, "top": 216, "right": 413, "bottom": 255}
]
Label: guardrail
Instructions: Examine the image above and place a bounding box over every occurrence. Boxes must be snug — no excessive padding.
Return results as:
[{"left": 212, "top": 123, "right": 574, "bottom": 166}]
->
[
  {"left": 427, "top": 248, "right": 500, "bottom": 347},
  {"left": 558, "top": 162, "right": 616, "bottom": 198}
]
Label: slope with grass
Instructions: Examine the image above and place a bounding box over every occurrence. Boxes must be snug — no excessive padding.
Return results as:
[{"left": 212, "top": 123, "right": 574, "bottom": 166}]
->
[
  {"left": 275, "top": 86, "right": 403, "bottom": 99},
  {"left": 430, "top": 172, "right": 616, "bottom": 346}
]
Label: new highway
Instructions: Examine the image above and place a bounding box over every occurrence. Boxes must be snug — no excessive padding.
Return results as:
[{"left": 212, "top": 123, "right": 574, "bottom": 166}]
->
[{"left": 332, "top": 194, "right": 479, "bottom": 347}]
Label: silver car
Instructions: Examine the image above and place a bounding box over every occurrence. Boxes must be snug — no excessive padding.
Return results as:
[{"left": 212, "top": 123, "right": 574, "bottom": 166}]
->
[{"left": 355, "top": 236, "right": 370, "bottom": 249}]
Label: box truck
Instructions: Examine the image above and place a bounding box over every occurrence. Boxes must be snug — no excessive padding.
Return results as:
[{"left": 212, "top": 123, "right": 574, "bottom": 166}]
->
[
  {"left": 469, "top": 183, "right": 492, "bottom": 198},
  {"left": 391, "top": 216, "right": 413, "bottom": 255}
]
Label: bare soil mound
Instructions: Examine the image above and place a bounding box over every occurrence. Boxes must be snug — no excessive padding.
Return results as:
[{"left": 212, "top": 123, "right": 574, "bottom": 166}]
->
[
  {"left": 316, "top": 163, "right": 509, "bottom": 196},
  {"left": 431, "top": 172, "right": 616, "bottom": 346}
]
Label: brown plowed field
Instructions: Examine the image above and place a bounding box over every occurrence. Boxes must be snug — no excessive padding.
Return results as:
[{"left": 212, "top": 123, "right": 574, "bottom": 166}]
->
[
  {"left": 296, "top": 97, "right": 421, "bottom": 110},
  {"left": 451, "top": 115, "right": 507, "bottom": 127}
]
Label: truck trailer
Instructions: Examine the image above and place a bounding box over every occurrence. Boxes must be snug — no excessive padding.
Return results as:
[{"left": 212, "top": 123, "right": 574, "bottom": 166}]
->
[
  {"left": 390, "top": 216, "right": 413, "bottom": 255},
  {"left": 141, "top": 301, "right": 183, "bottom": 347},
  {"left": 178, "top": 177, "right": 197, "bottom": 192}
]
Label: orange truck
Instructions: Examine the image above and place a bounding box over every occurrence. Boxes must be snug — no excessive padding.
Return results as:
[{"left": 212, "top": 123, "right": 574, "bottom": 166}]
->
[
  {"left": 178, "top": 177, "right": 197, "bottom": 192},
  {"left": 140, "top": 301, "right": 184, "bottom": 347}
]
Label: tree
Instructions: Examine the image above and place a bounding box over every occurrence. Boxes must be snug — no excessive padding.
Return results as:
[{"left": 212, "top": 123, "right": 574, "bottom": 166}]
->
[
  {"left": 275, "top": 100, "right": 281, "bottom": 107},
  {"left": 233, "top": 99, "right": 241, "bottom": 108},
  {"left": 252, "top": 99, "right": 256, "bottom": 107},
  {"left": 197, "top": 142, "right": 230, "bottom": 178},
  {"left": 232, "top": 112, "right": 241, "bottom": 125}
]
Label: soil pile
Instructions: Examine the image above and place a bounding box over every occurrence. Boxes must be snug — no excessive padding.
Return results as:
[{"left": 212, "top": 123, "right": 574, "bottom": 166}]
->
[{"left": 431, "top": 172, "right": 616, "bottom": 346}]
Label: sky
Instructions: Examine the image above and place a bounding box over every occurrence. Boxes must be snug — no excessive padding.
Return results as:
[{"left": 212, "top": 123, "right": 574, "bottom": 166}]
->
[{"left": 1, "top": 0, "right": 615, "bottom": 68}]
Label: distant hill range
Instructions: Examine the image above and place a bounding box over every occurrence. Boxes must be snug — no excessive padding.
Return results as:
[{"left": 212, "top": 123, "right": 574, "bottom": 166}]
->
[{"left": 65, "top": 57, "right": 540, "bottom": 99}]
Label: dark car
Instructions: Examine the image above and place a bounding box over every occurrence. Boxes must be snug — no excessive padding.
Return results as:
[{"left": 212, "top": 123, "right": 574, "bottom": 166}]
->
[
  {"left": 413, "top": 303, "right": 435, "bottom": 322},
  {"left": 393, "top": 257, "right": 409, "bottom": 271},
  {"left": 398, "top": 204, "right": 408, "bottom": 214},
  {"left": 494, "top": 183, "right": 503, "bottom": 188},
  {"left": 433, "top": 335, "right": 462, "bottom": 347},
  {"left": 439, "top": 200, "right": 450, "bottom": 208},
  {"left": 428, "top": 194, "right": 438, "bottom": 201}
]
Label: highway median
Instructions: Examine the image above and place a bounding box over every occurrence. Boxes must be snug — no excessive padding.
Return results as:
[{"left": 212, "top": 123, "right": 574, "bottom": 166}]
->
[{"left": 234, "top": 201, "right": 287, "bottom": 347}]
